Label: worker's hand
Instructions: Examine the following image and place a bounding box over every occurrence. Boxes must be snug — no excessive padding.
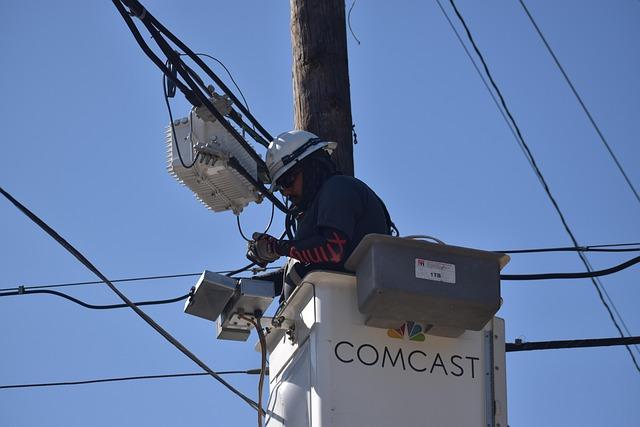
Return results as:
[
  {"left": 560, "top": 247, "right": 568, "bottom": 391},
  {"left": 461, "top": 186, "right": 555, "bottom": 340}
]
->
[{"left": 246, "top": 233, "right": 281, "bottom": 267}]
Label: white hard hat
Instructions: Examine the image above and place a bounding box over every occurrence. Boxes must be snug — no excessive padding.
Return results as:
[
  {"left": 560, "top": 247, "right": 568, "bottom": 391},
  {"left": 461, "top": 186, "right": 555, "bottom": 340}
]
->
[{"left": 266, "top": 130, "right": 337, "bottom": 187}]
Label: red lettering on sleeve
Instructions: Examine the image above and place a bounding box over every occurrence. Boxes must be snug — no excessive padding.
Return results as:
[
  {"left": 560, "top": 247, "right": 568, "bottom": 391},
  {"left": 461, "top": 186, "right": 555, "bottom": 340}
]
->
[{"left": 317, "top": 247, "right": 329, "bottom": 262}]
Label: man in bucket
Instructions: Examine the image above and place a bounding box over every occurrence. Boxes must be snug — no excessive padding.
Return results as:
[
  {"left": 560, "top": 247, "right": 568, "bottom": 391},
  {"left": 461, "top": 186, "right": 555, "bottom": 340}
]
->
[{"left": 247, "top": 130, "right": 396, "bottom": 301}]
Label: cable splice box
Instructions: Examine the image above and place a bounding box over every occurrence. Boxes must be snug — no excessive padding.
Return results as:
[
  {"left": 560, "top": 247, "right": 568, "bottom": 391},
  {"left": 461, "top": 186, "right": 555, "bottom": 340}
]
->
[
  {"left": 217, "top": 279, "right": 274, "bottom": 341},
  {"left": 166, "top": 92, "right": 262, "bottom": 215},
  {"left": 183, "top": 270, "right": 237, "bottom": 322},
  {"left": 345, "top": 234, "right": 510, "bottom": 337},
  {"left": 184, "top": 273, "right": 274, "bottom": 342}
]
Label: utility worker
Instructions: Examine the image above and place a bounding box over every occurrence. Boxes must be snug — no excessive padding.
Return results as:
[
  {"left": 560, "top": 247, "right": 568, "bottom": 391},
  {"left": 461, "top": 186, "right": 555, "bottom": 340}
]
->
[{"left": 247, "top": 130, "right": 395, "bottom": 301}]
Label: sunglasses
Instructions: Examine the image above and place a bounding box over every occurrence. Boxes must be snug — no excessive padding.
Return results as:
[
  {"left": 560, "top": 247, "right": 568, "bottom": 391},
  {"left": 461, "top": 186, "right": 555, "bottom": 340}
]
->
[{"left": 276, "top": 167, "right": 300, "bottom": 190}]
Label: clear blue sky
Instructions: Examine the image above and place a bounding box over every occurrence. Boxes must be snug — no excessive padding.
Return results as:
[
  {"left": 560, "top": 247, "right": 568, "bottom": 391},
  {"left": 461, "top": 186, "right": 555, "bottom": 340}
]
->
[{"left": 1, "top": 1, "right": 639, "bottom": 426}]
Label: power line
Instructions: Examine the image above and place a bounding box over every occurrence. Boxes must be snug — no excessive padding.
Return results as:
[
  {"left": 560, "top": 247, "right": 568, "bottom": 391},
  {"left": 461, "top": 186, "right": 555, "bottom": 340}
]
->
[
  {"left": 2, "top": 243, "right": 637, "bottom": 293},
  {"left": 446, "top": 0, "right": 639, "bottom": 374},
  {"left": 432, "top": 0, "right": 531, "bottom": 167},
  {"left": 3, "top": 257, "right": 638, "bottom": 312},
  {"left": 497, "top": 244, "right": 640, "bottom": 254},
  {"left": 3, "top": 337, "right": 638, "bottom": 390},
  {"left": 506, "top": 336, "right": 640, "bottom": 352},
  {"left": 111, "top": 0, "right": 289, "bottom": 214},
  {"left": 0, "top": 266, "right": 283, "bottom": 293},
  {"left": 500, "top": 256, "right": 640, "bottom": 281},
  {"left": 0, "top": 369, "right": 266, "bottom": 390},
  {"left": 0, "top": 186, "right": 260, "bottom": 412},
  {"left": 0, "top": 288, "right": 190, "bottom": 310},
  {"left": 0, "top": 272, "right": 200, "bottom": 293},
  {"left": 518, "top": 0, "right": 640, "bottom": 205}
]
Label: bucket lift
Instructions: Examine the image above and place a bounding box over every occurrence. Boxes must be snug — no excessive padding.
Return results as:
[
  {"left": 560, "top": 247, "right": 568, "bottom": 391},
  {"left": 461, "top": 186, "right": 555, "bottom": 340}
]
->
[{"left": 184, "top": 235, "right": 510, "bottom": 427}]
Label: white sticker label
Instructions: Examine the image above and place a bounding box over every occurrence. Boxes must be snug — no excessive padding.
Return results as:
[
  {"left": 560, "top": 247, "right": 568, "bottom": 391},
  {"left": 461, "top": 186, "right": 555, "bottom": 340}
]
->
[{"left": 415, "top": 258, "right": 456, "bottom": 284}]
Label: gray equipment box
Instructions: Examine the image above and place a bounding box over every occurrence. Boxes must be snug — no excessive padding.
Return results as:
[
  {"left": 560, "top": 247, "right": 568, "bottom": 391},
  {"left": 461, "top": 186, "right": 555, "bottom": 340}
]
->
[
  {"left": 183, "top": 270, "right": 238, "bottom": 322},
  {"left": 345, "top": 234, "right": 509, "bottom": 337},
  {"left": 217, "top": 279, "right": 274, "bottom": 341}
]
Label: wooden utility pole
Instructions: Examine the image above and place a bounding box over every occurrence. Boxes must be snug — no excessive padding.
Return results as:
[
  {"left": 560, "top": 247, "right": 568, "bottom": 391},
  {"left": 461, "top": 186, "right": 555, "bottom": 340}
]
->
[{"left": 290, "top": 0, "right": 354, "bottom": 176}]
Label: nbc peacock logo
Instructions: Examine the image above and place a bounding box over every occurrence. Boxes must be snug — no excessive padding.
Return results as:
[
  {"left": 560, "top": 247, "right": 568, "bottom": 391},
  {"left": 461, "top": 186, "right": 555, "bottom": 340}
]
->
[{"left": 387, "top": 321, "right": 426, "bottom": 342}]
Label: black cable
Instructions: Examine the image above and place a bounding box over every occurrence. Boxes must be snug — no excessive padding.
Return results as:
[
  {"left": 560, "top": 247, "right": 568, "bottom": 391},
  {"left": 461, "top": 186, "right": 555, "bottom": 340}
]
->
[
  {"left": 447, "top": 0, "right": 640, "bottom": 374},
  {"left": 227, "top": 109, "right": 270, "bottom": 148},
  {"left": 262, "top": 203, "right": 276, "bottom": 235},
  {"left": 121, "top": 0, "right": 273, "bottom": 150},
  {"left": 227, "top": 157, "right": 290, "bottom": 213},
  {"left": 0, "top": 267, "right": 285, "bottom": 293},
  {"left": 237, "top": 215, "right": 252, "bottom": 242},
  {"left": 112, "top": 1, "right": 198, "bottom": 105},
  {"left": 433, "top": 0, "right": 527, "bottom": 164},
  {"left": 506, "top": 336, "right": 640, "bottom": 353},
  {"left": 0, "top": 369, "right": 267, "bottom": 390},
  {"left": 0, "top": 273, "right": 201, "bottom": 292},
  {"left": 0, "top": 289, "right": 189, "bottom": 310},
  {"left": 518, "top": 0, "right": 640, "bottom": 205},
  {"left": 186, "top": 53, "right": 251, "bottom": 112},
  {"left": 240, "top": 315, "right": 268, "bottom": 427},
  {"left": 236, "top": 202, "right": 277, "bottom": 243},
  {"left": 497, "top": 245, "right": 640, "bottom": 254},
  {"left": 163, "top": 71, "right": 199, "bottom": 169},
  {"left": 0, "top": 186, "right": 260, "bottom": 411},
  {"left": 256, "top": 318, "right": 267, "bottom": 427},
  {"left": 114, "top": 0, "right": 281, "bottom": 213},
  {"left": 347, "top": 1, "right": 361, "bottom": 45},
  {"left": 136, "top": 17, "right": 266, "bottom": 171},
  {"left": 226, "top": 262, "right": 257, "bottom": 277},
  {"left": 121, "top": 0, "right": 273, "bottom": 142},
  {"left": 500, "top": 256, "right": 640, "bottom": 281}
]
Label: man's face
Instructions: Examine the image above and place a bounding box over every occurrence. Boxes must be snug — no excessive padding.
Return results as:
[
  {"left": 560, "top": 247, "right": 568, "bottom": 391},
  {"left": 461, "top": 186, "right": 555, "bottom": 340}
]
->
[{"left": 279, "top": 168, "right": 303, "bottom": 202}]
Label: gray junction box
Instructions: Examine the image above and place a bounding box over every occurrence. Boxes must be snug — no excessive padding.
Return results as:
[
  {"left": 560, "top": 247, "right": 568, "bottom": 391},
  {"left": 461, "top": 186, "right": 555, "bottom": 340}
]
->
[
  {"left": 183, "top": 270, "right": 237, "bottom": 322},
  {"left": 345, "top": 234, "right": 510, "bottom": 337}
]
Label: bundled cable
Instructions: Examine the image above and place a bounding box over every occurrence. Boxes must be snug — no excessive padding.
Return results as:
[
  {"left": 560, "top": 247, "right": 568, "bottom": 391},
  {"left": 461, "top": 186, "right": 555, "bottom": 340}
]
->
[
  {"left": 111, "top": 0, "right": 288, "bottom": 214},
  {"left": 501, "top": 256, "right": 640, "bottom": 281}
]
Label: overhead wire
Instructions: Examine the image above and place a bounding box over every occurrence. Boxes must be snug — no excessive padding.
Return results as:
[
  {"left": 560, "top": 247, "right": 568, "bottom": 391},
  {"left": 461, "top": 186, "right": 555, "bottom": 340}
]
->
[
  {"left": 0, "top": 288, "right": 189, "bottom": 311},
  {"left": 137, "top": 13, "right": 264, "bottom": 167},
  {"left": 445, "top": 0, "right": 640, "bottom": 373},
  {"left": 432, "top": 0, "right": 531, "bottom": 167},
  {"left": 4, "top": 336, "right": 639, "bottom": 391},
  {"left": 518, "top": 0, "right": 640, "bottom": 205},
  {"left": 0, "top": 369, "right": 266, "bottom": 390},
  {"left": 123, "top": 0, "right": 273, "bottom": 141},
  {"left": 0, "top": 267, "right": 283, "bottom": 293},
  {"left": 177, "top": 52, "right": 269, "bottom": 147},
  {"left": 124, "top": 0, "right": 271, "bottom": 149},
  {"left": 112, "top": 0, "right": 288, "bottom": 214},
  {"left": 0, "top": 185, "right": 260, "bottom": 412},
  {"left": 511, "top": 0, "right": 640, "bottom": 345},
  {"left": 496, "top": 244, "right": 640, "bottom": 254},
  {"left": 506, "top": 336, "right": 640, "bottom": 353},
  {"left": 2, "top": 243, "right": 636, "bottom": 293},
  {"left": 1, "top": 255, "right": 637, "bottom": 311},
  {"left": 500, "top": 256, "right": 640, "bottom": 281}
]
